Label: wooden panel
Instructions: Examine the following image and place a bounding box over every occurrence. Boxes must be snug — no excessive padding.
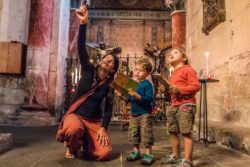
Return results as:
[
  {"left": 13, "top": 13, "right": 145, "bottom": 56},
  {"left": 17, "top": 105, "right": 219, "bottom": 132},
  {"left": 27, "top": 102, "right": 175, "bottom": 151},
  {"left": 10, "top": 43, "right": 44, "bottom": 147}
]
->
[
  {"left": 0, "top": 42, "right": 8, "bottom": 73},
  {"left": 0, "top": 42, "right": 26, "bottom": 74},
  {"left": 8, "top": 43, "right": 22, "bottom": 74}
]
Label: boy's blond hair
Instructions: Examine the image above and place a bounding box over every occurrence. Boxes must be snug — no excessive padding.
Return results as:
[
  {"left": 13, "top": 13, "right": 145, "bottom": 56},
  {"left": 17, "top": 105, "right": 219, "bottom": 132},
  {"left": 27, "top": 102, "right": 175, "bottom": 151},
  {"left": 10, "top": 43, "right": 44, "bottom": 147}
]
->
[{"left": 135, "top": 58, "right": 153, "bottom": 73}]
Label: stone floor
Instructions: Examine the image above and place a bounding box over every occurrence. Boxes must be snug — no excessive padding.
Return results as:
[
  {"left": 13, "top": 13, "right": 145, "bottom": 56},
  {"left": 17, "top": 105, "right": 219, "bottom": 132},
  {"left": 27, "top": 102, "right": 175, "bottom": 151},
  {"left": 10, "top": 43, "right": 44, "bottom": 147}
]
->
[{"left": 0, "top": 124, "right": 249, "bottom": 167}]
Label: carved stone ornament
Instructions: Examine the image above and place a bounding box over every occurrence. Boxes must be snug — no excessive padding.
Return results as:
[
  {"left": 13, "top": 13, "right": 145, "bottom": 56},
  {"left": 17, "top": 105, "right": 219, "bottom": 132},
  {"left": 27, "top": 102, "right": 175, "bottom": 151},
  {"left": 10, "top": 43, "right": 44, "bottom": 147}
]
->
[
  {"left": 102, "top": 0, "right": 114, "bottom": 8},
  {"left": 118, "top": 0, "right": 138, "bottom": 6},
  {"left": 143, "top": 0, "right": 156, "bottom": 9},
  {"left": 202, "top": 0, "right": 226, "bottom": 35},
  {"left": 165, "top": 0, "right": 185, "bottom": 12}
]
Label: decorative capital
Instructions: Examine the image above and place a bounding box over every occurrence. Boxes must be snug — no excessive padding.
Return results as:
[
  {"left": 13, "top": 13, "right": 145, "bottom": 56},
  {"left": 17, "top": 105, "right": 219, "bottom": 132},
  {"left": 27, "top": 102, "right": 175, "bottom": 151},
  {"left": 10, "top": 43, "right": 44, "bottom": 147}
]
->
[{"left": 165, "top": 0, "right": 186, "bottom": 12}]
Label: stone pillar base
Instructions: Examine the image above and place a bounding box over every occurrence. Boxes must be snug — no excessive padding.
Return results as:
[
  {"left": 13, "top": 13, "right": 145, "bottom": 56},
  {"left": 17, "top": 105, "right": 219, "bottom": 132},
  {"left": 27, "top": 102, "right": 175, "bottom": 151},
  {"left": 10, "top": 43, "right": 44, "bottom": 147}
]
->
[
  {"left": 5, "top": 105, "right": 57, "bottom": 126},
  {"left": 6, "top": 112, "right": 56, "bottom": 126}
]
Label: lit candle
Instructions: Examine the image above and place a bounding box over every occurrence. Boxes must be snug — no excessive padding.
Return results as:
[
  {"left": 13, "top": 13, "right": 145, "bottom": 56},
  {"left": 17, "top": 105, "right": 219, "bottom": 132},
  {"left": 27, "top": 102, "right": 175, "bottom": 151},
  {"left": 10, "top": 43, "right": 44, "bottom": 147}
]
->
[
  {"left": 205, "top": 51, "right": 209, "bottom": 77},
  {"left": 71, "top": 72, "right": 74, "bottom": 84},
  {"left": 75, "top": 68, "right": 78, "bottom": 84},
  {"left": 169, "top": 66, "right": 174, "bottom": 76},
  {"left": 79, "top": 65, "right": 81, "bottom": 80}
]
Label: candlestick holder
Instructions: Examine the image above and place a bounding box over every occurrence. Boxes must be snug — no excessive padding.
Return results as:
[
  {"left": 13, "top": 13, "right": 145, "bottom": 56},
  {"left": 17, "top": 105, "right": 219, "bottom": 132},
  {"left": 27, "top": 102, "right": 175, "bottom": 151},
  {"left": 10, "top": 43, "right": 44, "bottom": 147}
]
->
[
  {"left": 64, "top": 57, "right": 81, "bottom": 111},
  {"left": 206, "top": 73, "right": 212, "bottom": 80}
]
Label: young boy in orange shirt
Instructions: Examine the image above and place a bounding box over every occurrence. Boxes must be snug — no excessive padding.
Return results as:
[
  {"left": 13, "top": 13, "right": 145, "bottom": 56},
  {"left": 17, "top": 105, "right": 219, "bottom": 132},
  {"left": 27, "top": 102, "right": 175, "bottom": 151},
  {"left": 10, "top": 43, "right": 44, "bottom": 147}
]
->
[{"left": 160, "top": 47, "right": 200, "bottom": 167}]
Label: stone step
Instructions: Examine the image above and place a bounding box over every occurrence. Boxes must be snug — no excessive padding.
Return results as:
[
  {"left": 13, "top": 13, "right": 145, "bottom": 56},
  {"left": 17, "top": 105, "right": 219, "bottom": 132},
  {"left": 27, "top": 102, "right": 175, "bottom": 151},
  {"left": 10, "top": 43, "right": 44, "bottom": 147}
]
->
[
  {"left": 6, "top": 112, "right": 57, "bottom": 126},
  {"left": 20, "top": 104, "right": 48, "bottom": 111},
  {"left": 194, "top": 120, "right": 250, "bottom": 155},
  {"left": 8, "top": 111, "right": 52, "bottom": 118},
  {"left": 0, "top": 133, "right": 12, "bottom": 154}
]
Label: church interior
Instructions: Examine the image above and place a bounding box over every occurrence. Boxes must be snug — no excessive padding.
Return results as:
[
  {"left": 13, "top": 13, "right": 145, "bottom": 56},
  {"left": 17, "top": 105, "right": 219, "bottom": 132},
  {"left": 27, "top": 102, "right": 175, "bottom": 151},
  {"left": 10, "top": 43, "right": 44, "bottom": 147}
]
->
[{"left": 0, "top": 0, "right": 250, "bottom": 166}]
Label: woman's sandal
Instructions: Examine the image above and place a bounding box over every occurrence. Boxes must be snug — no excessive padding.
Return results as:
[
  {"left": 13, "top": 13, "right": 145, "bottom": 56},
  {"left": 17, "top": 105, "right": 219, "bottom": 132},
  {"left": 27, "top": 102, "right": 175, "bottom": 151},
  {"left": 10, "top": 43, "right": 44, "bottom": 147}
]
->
[{"left": 65, "top": 149, "right": 76, "bottom": 159}]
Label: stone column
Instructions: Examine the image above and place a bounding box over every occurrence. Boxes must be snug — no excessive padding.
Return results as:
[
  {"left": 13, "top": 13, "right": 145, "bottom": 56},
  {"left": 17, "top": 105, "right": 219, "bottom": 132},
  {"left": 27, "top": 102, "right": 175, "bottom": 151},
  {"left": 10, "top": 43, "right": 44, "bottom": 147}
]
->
[
  {"left": 165, "top": 0, "right": 186, "bottom": 49},
  {"left": 68, "top": 9, "right": 80, "bottom": 58},
  {"left": 171, "top": 10, "right": 186, "bottom": 49},
  {"left": 26, "top": 0, "right": 54, "bottom": 109},
  {"left": 48, "top": 0, "right": 70, "bottom": 116}
]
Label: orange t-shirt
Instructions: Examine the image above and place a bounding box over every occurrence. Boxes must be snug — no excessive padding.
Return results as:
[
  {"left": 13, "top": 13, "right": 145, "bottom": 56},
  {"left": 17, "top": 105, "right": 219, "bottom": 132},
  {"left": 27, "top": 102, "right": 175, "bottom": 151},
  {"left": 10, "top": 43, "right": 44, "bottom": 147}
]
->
[{"left": 169, "top": 65, "right": 200, "bottom": 106}]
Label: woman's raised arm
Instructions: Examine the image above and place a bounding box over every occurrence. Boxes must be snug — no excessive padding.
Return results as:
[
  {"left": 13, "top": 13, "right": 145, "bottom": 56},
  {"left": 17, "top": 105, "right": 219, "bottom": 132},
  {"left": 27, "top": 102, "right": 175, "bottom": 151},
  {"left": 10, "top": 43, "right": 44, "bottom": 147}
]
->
[{"left": 76, "top": 4, "right": 91, "bottom": 69}]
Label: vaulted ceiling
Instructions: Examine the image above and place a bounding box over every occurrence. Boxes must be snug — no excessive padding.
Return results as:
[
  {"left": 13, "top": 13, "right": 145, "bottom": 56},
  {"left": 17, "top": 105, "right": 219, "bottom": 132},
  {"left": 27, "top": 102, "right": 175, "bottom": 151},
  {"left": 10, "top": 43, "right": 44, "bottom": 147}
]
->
[{"left": 91, "top": 0, "right": 168, "bottom": 11}]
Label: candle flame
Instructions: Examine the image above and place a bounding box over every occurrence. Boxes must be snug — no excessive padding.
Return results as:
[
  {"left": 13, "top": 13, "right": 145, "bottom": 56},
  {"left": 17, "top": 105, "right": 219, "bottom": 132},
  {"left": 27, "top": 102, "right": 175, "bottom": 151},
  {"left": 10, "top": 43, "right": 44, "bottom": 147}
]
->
[{"left": 205, "top": 51, "right": 209, "bottom": 57}]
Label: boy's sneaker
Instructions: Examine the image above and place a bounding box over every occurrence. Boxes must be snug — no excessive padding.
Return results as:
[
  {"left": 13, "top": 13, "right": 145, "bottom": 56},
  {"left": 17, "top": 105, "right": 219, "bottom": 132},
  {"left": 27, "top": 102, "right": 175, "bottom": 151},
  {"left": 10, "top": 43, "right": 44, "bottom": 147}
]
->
[
  {"left": 160, "top": 153, "right": 181, "bottom": 164},
  {"left": 126, "top": 151, "right": 141, "bottom": 161},
  {"left": 172, "top": 159, "right": 194, "bottom": 167},
  {"left": 141, "top": 154, "right": 154, "bottom": 165}
]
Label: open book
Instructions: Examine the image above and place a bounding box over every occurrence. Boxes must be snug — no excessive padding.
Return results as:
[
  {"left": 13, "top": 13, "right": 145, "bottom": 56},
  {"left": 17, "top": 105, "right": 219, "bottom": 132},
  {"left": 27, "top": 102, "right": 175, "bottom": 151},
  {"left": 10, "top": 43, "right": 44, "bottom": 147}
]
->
[
  {"left": 110, "top": 73, "right": 139, "bottom": 99},
  {"left": 152, "top": 73, "right": 170, "bottom": 90}
]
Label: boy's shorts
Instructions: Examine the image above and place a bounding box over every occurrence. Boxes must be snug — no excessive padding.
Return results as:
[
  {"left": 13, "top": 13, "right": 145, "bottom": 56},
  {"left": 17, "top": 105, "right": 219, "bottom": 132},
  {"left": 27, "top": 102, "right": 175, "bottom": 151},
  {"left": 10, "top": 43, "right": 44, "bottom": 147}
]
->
[
  {"left": 128, "top": 114, "right": 154, "bottom": 146},
  {"left": 166, "top": 104, "right": 196, "bottom": 134}
]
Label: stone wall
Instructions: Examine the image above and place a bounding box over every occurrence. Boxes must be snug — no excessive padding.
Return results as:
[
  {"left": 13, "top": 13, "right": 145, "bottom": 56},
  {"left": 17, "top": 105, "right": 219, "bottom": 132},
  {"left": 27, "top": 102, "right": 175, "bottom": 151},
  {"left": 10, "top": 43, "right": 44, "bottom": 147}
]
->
[
  {"left": 89, "top": 20, "right": 166, "bottom": 58},
  {"left": 0, "top": 0, "right": 70, "bottom": 124},
  {"left": 68, "top": 11, "right": 171, "bottom": 67},
  {"left": 0, "top": 0, "right": 31, "bottom": 123},
  {"left": 92, "top": 0, "right": 166, "bottom": 10},
  {"left": 186, "top": 0, "right": 250, "bottom": 127},
  {"left": 0, "top": 0, "right": 3, "bottom": 36},
  {"left": 0, "top": 0, "right": 30, "bottom": 44}
]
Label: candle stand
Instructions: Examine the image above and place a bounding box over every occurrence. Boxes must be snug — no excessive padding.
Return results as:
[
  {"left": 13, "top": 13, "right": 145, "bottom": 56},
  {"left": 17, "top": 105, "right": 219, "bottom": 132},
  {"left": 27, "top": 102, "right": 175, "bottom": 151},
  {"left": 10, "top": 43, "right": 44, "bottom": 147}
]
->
[{"left": 197, "top": 79, "right": 219, "bottom": 146}]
